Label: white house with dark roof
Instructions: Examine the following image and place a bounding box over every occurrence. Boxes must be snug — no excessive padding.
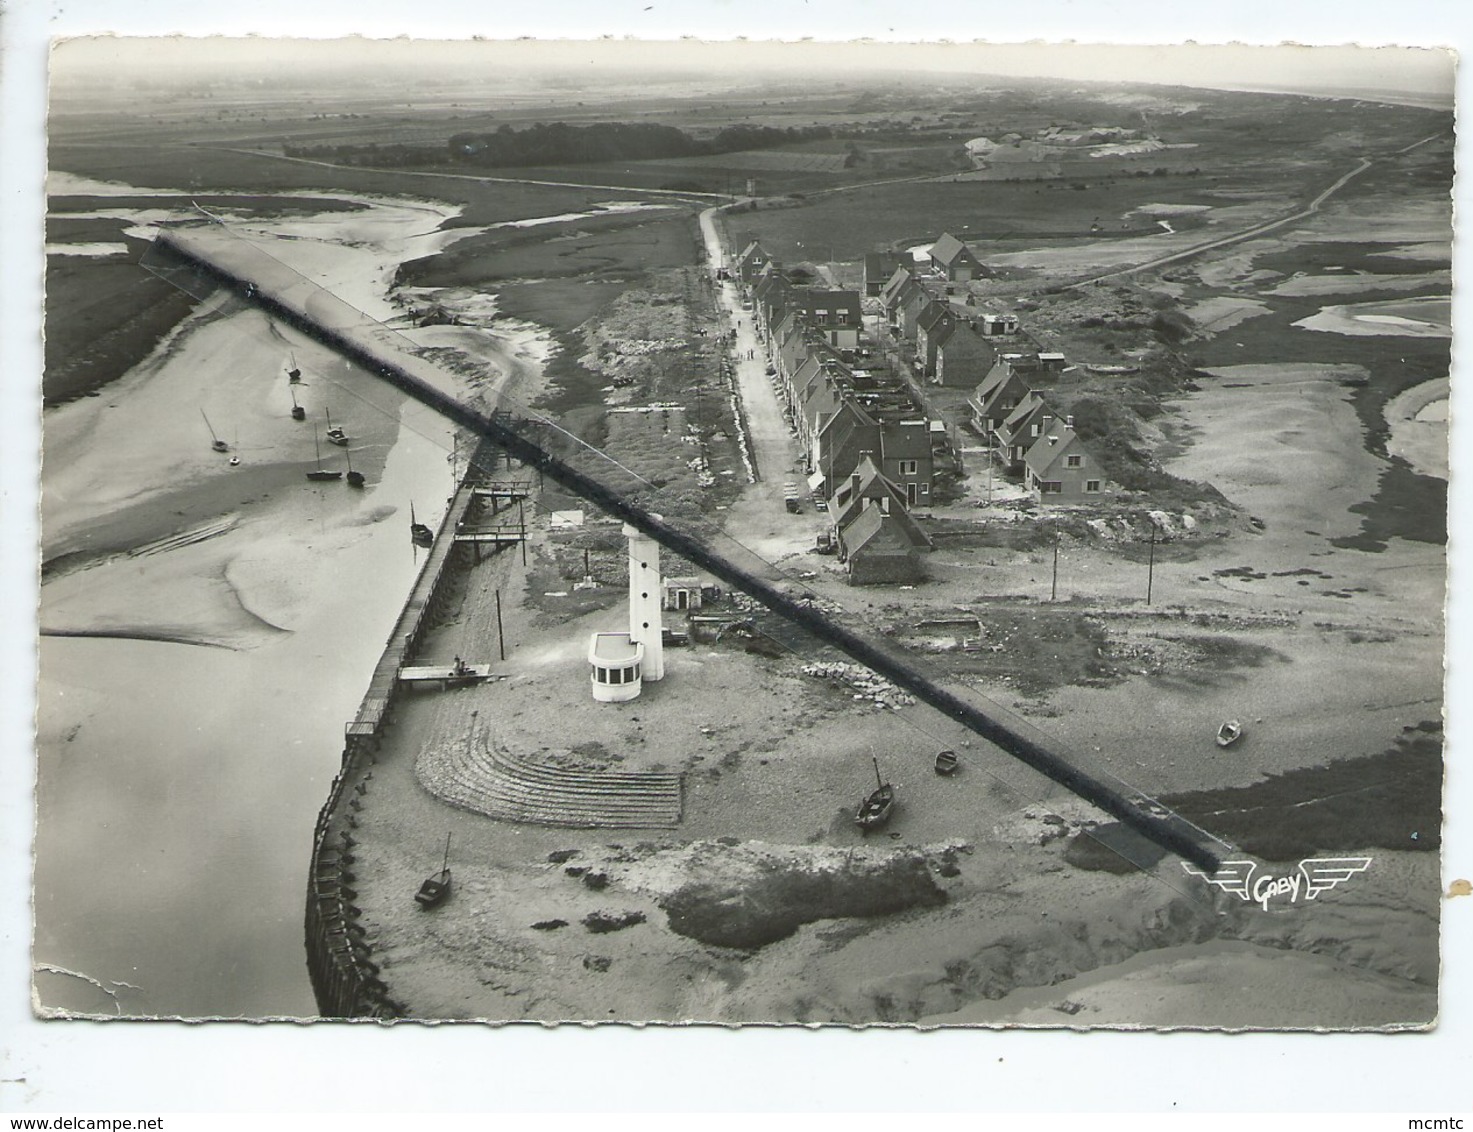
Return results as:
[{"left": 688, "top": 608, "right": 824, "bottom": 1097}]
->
[
  {"left": 1023, "top": 420, "right": 1109, "bottom": 501},
  {"left": 928, "top": 232, "right": 986, "bottom": 282}
]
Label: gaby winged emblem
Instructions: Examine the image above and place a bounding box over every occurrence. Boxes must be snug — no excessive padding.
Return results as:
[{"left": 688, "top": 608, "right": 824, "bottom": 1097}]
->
[{"left": 1181, "top": 857, "right": 1372, "bottom": 911}]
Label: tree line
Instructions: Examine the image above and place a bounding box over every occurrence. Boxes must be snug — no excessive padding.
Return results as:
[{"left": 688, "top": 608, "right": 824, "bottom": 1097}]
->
[{"left": 285, "top": 121, "right": 836, "bottom": 169}]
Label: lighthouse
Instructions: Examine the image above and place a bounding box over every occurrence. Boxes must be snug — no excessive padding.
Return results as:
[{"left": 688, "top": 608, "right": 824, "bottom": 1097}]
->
[
  {"left": 588, "top": 520, "right": 665, "bottom": 702},
  {"left": 624, "top": 522, "right": 665, "bottom": 681}
]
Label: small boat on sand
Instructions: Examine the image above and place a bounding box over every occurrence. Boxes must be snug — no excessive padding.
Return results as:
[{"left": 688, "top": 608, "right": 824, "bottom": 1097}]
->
[
  {"left": 201, "top": 409, "right": 229, "bottom": 453},
  {"left": 306, "top": 428, "right": 343, "bottom": 482},
  {"left": 344, "top": 446, "right": 365, "bottom": 489},
  {"left": 935, "top": 749, "right": 959, "bottom": 775},
  {"left": 855, "top": 757, "right": 896, "bottom": 833},
  {"left": 289, "top": 385, "right": 306, "bottom": 422},
  {"left": 325, "top": 407, "right": 349, "bottom": 447},
  {"left": 410, "top": 502, "right": 434, "bottom": 547},
  {"left": 286, "top": 353, "right": 302, "bottom": 384},
  {"left": 1216, "top": 720, "right": 1244, "bottom": 747},
  {"left": 415, "top": 833, "right": 453, "bottom": 910}
]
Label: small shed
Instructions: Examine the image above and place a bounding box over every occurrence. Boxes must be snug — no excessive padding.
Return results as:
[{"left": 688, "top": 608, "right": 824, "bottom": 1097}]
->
[{"left": 662, "top": 575, "right": 703, "bottom": 612}]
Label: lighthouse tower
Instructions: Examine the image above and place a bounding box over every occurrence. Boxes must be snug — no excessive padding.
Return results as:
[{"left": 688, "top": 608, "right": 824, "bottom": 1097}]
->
[
  {"left": 587, "top": 521, "right": 665, "bottom": 702},
  {"left": 625, "top": 522, "right": 664, "bottom": 682}
]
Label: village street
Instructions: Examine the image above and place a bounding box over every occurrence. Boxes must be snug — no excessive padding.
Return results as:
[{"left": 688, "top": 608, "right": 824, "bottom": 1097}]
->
[{"left": 698, "top": 205, "right": 826, "bottom": 568}]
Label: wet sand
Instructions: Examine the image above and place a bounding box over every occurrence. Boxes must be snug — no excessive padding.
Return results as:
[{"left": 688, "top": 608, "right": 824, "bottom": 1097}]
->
[{"left": 34, "top": 183, "right": 547, "bottom": 1016}]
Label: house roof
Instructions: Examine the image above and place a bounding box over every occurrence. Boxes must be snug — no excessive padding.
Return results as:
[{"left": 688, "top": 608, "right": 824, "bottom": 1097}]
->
[
  {"left": 1024, "top": 424, "right": 1091, "bottom": 479},
  {"left": 973, "top": 364, "right": 1032, "bottom": 419},
  {"left": 879, "top": 266, "right": 915, "bottom": 307},
  {"left": 930, "top": 232, "right": 977, "bottom": 268},
  {"left": 997, "top": 392, "right": 1050, "bottom": 444},
  {"left": 842, "top": 503, "right": 932, "bottom": 558},
  {"left": 940, "top": 321, "right": 994, "bottom": 356},
  {"left": 879, "top": 419, "right": 933, "bottom": 464},
  {"left": 792, "top": 288, "right": 863, "bottom": 326},
  {"left": 864, "top": 251, "right": 903, "bottom": 280},
  {"left": 917, "top": 300, "right": 952, "bottom": 335}
]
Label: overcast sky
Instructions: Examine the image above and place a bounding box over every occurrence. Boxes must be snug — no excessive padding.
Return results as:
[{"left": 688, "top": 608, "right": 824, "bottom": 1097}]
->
[{"left": 49, "top": 37, "right": 1454, "bottom": 105}]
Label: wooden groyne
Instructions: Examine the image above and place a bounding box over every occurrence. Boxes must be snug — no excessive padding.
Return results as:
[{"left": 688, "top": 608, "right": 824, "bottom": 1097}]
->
[{"left": 304, "top": 441, "right": 508, "bottom": 1019}]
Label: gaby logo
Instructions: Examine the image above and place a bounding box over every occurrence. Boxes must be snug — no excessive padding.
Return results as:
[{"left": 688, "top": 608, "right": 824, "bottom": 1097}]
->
[{"left": 1181, "top": 858, "right": 1372, "bottom": 911}]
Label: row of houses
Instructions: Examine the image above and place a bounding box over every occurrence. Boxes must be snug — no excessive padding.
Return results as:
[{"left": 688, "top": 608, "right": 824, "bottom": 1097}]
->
[
  {"left": 857, "top": 235, "right": 1106, "bottom": 506},
  {"left": 734, "top": 240, "right": 935, "bottom": 584},
  {"left": 875, "top": 237, "right": 1047, "bottom": 391},
  {"left": 968, "top": 356, "right": 1112, "bottom": 502}
]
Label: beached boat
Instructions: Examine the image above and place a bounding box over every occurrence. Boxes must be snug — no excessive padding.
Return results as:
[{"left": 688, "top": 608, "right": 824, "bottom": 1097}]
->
[
  {"left": 410, "top": 502, "right": 434, "bottom": 547},
  {"left": 1216, "top": 720, "right": 1244, "bottom": 747},
  {"left": 306, "top": 428, "right": 343, "bottom": 482},
  {"left": 325, "top": 407, "right": 349, "bottom": 447},
  {"left": 289, "top": 385, "right": 306, "bottom": 422},
  {"left": 415, "top": 833, "right": 452, "bottom": 910},
  {"left": 345, "top": 446, "right": 365, "bottom": 489},
  {"left": 935, "top": 749, "right": 959, "bottom": 775},
  {"left": 286, "top": 353, "right": 302, "bottom": 384},
  {"left": 200, "top": 409, "right": 229, "bottom": 453},
  {"left": 855, "top": 757, "right": 896, "bottom": 833}
]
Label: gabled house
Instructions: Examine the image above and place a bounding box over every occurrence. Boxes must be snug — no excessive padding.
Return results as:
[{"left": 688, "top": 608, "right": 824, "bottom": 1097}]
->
[
  {"left": 897, "top": 279, "right": 933, "bottom": 342},
  {"left": 795, "top": 358, "right": 844, "bottom": 460},
  {"left": 929, "top": 232, "right": 987, "bottom": 282},
  {"left": 878, "top": 419, "right": 935, "bottom": 507},
  {"left": 879, "top": 266, "right": 918, "bottom": 332},
  {"left": 863, "top": 252, "right": 905, "bottom": 296},
  {"left": 790, "top": 288, "right": 863, "bottom": 351},
  {"left": 915, "top": 301, "right": 955, "bottom": 377},
  {"left": 994, "top": 393, "right": 1054, "bottom": 472},
  {"left": 836, "top": 502, "right": 933, "bottom": 586},
  {"left": 775, "top": 318, "right": 810, "bottom": 384},
  {"left": 933, "top": 320, "right": 999, "bottom": 388},
  {"left": 735, "top": 241, "right": 774, "bottom": 286},
  {"left": 813, "top": 401, "right": 881, "bottom": 500},
  {"left": 1023, "top": 420, "right": 1108, "bottom": 501},
  {"left": 827, "top": 454, "right": 898, "bottom": 527},
  {"left": 968, "top": 360, "right": 1032, "bottom": 436}
]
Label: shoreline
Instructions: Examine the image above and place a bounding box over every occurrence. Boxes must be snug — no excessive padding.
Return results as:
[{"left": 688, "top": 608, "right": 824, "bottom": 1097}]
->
[{"left": 34, "top": 183, "right": 549, "bottom": 1018}]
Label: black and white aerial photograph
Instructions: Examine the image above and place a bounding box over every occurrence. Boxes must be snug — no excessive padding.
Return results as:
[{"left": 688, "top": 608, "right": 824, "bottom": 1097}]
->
[{"left": 5, "top": 0, "right": 1472, "bottom": 1113}]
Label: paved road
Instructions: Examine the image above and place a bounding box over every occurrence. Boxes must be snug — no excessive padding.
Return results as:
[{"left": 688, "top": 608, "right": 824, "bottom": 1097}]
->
[
  {"left": 697, "top": 205, "right": 825, "bottom": 568},
  {"left": 1065, "top": 131, "right": 1447, "bottom": 289}
]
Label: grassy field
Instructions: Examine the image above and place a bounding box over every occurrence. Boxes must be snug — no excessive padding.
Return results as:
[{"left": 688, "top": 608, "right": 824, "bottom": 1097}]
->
[
  {"left": 397, "top": 211, "right": 701, "bottom": 293},
  {"left": 44, "top": 233, "right": 199, "bottom": 404},
  {"left": 723, "top": 171, "right": 1293, "bottom": 262}
]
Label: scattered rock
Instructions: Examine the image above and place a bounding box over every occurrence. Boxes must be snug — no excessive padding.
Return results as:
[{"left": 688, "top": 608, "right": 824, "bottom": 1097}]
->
[{"left": 582, "top": 910, "right": 647, "bottom": 934}]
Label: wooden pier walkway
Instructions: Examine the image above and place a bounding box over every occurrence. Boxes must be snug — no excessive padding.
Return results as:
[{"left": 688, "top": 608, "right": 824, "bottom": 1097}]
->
[{"left": 397, "top": 664, "right": 498, "bottom": 690}]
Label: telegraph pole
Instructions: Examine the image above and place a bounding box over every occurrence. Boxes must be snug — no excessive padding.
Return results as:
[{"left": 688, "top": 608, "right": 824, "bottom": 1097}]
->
[
  {"left": 1146, "top": 524, "right": 1157, "bottom": 605},
  {"left": 1051, "top": 539, "right": 1059, "bottom": 602}
]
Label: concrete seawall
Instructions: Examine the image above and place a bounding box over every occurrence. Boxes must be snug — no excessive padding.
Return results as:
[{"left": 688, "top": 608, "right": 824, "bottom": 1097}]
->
[{"left": 304, "top": 442, "right": 508, "bottom": 1018}]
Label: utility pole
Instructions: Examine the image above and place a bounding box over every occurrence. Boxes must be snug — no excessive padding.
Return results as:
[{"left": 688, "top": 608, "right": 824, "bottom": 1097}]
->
[
  {"left": 1051, "top": 539, "right": 1059, "bottom": 602},
  {"left": 519, "top": 500, "right": 527, "bottom": 566},
  {"left": 495, "top": 589, "right": 506, "bottom": 661},
  {"left": 1146, "top": 524, "right": 1157, "bottom": 605}
]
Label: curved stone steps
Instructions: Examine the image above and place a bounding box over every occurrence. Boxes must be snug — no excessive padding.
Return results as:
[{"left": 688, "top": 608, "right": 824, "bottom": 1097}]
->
[{"left": 418, "top": 735, "right": 682, "bottom": 828}]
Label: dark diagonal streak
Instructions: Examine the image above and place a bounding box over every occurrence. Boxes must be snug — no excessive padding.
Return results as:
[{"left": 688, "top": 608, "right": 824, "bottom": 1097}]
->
[{"left": 149, "top": 231, "right": 1225, "bottom": 874}]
